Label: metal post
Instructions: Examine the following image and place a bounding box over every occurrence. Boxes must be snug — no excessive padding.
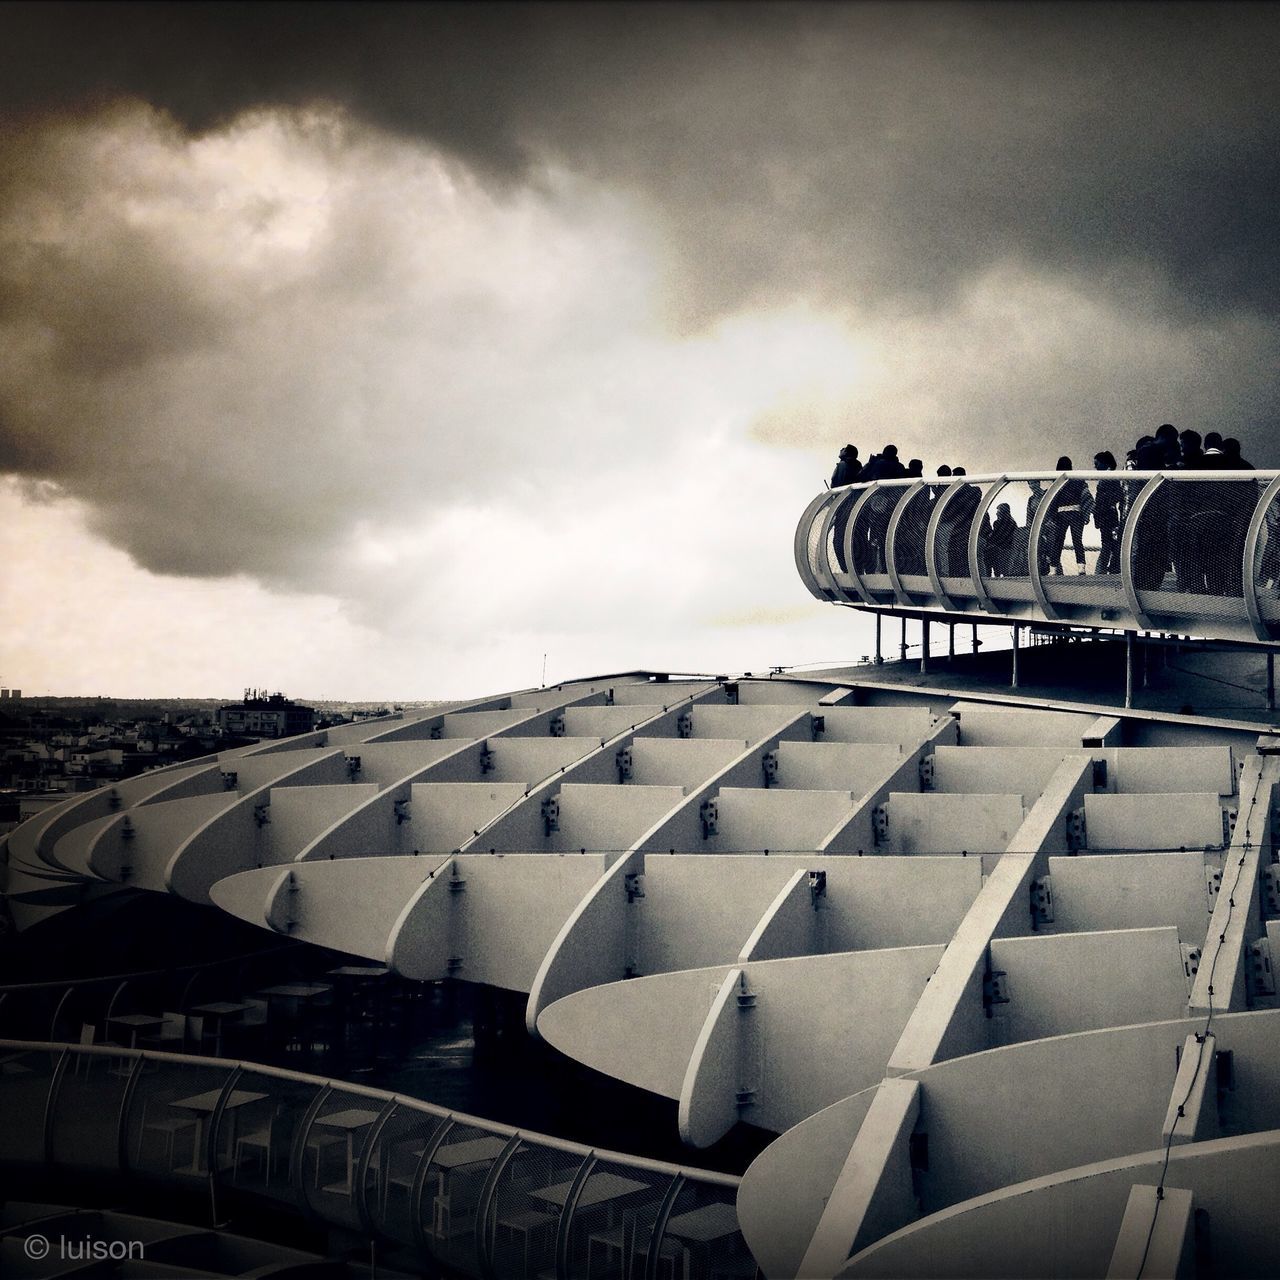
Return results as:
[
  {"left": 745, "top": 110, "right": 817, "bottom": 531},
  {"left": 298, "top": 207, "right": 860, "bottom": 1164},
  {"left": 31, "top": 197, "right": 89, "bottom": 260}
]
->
[
  {"left": 972, "top": 623, "right": 979, "bottom": 653},
  {"left": 874, "top": 614, "right": 882, "bottom": 665},
  {"left": 949, "top": 623, "right": 955, "bottom": 660},
  {"left": 1011, "top": 625, "right": 1019, "bottom": 688},
  {"left": 1125, "top": 631, "right": 1134, "bottom": 709},
  {"left": 920, "top": 620, "right": 930, "bottom": 674},
  {"left": 900, "top": 616, "right": 908, "bottom": 662},
  {"left": 1268, "top": 651, "right": 1275, "bottom": 713}
]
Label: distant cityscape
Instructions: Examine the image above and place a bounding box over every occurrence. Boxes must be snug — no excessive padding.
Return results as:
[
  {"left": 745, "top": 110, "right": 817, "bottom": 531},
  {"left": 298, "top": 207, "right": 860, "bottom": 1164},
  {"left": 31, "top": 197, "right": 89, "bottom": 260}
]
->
[{"left": 0, "top": 690, "right": 438, "bottom": 835}]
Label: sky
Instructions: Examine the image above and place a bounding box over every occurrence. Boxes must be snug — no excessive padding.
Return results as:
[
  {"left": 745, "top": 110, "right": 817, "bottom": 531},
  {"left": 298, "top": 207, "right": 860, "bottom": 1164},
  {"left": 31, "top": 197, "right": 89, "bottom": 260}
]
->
[{"left": 2, "top": 2, "right": 1278, "bottom": 700}]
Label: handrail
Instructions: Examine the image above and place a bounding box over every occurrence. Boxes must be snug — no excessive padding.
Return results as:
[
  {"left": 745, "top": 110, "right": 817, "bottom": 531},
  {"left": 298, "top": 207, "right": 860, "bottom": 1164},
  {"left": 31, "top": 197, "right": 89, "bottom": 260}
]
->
[
  {"left": 802, "top": 470, "right": 1280, "bottom": 646},
  {"left": 0, "top": 1037, "right": 742, "bottom": 1187}
]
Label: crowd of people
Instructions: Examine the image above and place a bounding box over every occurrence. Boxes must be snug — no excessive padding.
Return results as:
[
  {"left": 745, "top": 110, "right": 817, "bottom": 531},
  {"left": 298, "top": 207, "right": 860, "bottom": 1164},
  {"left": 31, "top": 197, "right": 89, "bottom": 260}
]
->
[{"left": 828, "top": 427, "right": 1263, "bottom": 594}]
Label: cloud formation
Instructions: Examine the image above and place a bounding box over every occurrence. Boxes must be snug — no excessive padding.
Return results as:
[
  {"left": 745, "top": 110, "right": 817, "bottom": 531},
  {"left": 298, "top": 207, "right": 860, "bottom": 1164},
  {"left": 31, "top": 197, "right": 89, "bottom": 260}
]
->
[{"left": 2, "top": 4, "right": 1279, "bottom": 695}]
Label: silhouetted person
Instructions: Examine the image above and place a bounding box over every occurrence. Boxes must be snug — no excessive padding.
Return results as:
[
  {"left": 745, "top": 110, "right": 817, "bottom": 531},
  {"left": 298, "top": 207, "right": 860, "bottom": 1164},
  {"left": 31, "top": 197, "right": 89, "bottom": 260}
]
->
[
  {"left": 1223, "top": 438, "right": 1253, "bottom": 469},
  {"left": 945, "top": 467, "right": 980, "bottom": 577},
  {"left": 1046, "top": 456, "right": 1087, "bottom": 574},
  {"left": 907, "top": 458, "right": 924, "bottom": 478},
  {"left": 1155, "top": 423, "right": 1180, "bottom": 467},
  {"left": 988, "top": 502, "right": 1016, "bottom": 576},
  {"left": 829, "top": 445, "right": 861, "bottom": 572},
  {"left": 1202, "top": 432, "right": 1227, "bottom": 469},
  {"left": 1093, "top": 451, "right": 1122, "bottom": 575},
  {"left": 831, "top": 444, "right": 862, "bottom": 488}
]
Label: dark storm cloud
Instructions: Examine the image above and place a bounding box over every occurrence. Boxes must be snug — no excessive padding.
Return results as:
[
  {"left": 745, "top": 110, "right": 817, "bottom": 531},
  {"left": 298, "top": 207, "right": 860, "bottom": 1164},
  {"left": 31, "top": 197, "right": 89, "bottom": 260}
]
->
[
  {"left": 2, "top": 0, "right": 1280, "bottom": 616},
  {"left": 4, "top": 1, "right": 1280, "bottom": 325}
]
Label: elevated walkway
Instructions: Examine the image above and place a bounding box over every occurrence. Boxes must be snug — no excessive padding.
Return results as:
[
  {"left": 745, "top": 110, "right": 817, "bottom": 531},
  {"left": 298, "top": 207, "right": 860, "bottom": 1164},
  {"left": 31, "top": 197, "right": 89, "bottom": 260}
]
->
[{"left": 797, "top": 470, "right": 1280, "bottom": 646}]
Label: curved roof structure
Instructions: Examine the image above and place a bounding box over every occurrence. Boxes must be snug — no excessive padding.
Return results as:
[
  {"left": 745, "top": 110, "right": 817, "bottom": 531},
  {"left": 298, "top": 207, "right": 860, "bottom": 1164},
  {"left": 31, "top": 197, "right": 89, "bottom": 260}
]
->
[{"left": 7, "top": 641, "right": 1280, "bottom": 1276}]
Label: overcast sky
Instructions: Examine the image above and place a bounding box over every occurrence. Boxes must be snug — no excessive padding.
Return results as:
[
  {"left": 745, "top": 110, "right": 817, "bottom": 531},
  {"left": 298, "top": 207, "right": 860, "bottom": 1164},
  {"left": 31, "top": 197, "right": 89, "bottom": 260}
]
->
[{"left": 2, "top": 2, "right": 1278, "bottom": 699}]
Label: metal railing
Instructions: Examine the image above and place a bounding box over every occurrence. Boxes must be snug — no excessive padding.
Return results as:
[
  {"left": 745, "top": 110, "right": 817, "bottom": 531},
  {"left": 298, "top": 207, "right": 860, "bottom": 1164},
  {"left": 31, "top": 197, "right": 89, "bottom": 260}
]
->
[
  {"left": 0, "top": 1039, "right": 756, "bottom": 1280},
  {"left": 797, "top": 470, "right": 1280, "bottom": 643}
]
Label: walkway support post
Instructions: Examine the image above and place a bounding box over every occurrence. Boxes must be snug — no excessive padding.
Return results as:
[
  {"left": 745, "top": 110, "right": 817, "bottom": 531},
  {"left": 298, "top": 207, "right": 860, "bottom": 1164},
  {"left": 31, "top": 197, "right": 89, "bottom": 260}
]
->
[
  {"left": 1125, "top": 631, "right": 1134, "bottom": 709},
  {"left": 874, "top": 614, "right": 882, "bottom": 665},
  {"left": 920, "top": 620, "right": 930, "bottom": 674},
  {"left": 949, "top": 624, "right": 955, "bottom": 660},
  {"left": 900, "top": 616, "right": 907, "bottom": 662},
  {"left": 972, "top": 623, "right": 979, "bottom": 653},
  {"left": 1011, "top": 625, "right": 1020, "bottom": 688}
]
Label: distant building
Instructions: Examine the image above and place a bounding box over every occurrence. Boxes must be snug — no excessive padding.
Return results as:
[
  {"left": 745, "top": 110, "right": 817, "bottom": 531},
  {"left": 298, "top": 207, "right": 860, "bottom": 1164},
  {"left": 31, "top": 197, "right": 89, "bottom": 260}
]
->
[{"left": 217, "top": 691, "right": 315, "bottom": 739}]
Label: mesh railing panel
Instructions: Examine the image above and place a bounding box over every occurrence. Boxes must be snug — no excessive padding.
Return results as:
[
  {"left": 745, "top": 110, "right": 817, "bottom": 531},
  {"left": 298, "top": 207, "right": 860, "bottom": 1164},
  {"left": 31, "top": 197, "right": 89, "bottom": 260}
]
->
[
  {"left": 362, "top": 1102, "right": 448, "bottom": 1248},
  {"left": 124, "top": 1057, "right": 235, "bottom": 1183},
  {"left": 825, "top": 491, "right": 859, "bottom": 579},
  {"left": 1254, "top": 489, "right": 1280, "bottom": 628},
  {"left": 850, "top": 485, "right": 906, "bottom": 587},
  {"left": 652, "top": 1178, "right": 756, "bottom": 1280},
  {"left": 563, "top": 1157, "right": 674, "bottom": 1280},
  {"left": 213, "top": 1068, "right": 324, "bottom": 1210},
  {"left": 299, "top": 1086, "right": 386, "bottom": 1230},
  {"left": 806, "top": 497, "right": 835, "bottom": 580},
  {"left": 1033, "top": 474, "right": 1135, "bottom": 611},
  {"left": 973, "top": 480, "right": 1033, "bottom": 595},
  {"left": 1129, "top": 477, "right": 1262, "bottom": 616},
  {"left": 891, "top": 488, "right": 935, "bottom": 585},
  {"left": 49, "top": 1048, "right": 132, "bottom": 1172},
  {"left": 936, "top": 481, "right": 988, "bottom": 584},
  {"left": 420, "top": 1119, "right": 504, "bottom": 1274},
  {"left": 0, "top": 1047, "right": 57, "bottom": 1165},
  {"left": 485, "top": 1140, "right": 586, "bottom": 1280}
]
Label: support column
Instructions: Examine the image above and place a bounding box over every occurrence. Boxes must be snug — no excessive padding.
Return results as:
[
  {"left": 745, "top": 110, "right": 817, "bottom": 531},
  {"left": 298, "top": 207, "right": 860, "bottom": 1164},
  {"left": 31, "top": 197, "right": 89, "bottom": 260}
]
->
[
  {"left": 1011, "top": 625, "right": 1020, "bottom": 688},
  {"left": 971, "top": 623, "right": 979, "bottom": 653},
  {"left": 1125, "top": 631, "right": 1134, "bottom": 709},
  {"left": 920, "top": 620, "right": 930, "bottom": 674},
  {"left": 948, "top": 623, "right": 955, "bottom": 660},
  {"left": 874, "top": 614, "right": 882, "bottom": 665},
  {"left": 899, "top": 616, "right": 907, "bottom": 662}
]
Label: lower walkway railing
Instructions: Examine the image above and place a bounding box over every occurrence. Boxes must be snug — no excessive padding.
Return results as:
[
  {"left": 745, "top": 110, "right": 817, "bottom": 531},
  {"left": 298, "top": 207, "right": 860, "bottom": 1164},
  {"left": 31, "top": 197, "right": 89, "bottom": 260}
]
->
[{"left": 0, "top": 1039, "right": 757, "bottom": 1280}]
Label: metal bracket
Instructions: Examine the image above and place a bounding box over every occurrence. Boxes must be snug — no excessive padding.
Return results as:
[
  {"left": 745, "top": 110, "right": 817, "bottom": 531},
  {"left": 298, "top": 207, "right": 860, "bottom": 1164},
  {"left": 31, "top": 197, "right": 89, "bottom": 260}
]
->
[
  {"left": 810, "top": 714, "right": 825, "bottom": 740},
  {"left": 616, "top": 745, "right": 633, "bottom": 783},
  {"left": 346, "top": 754, "right": 362, "bottom": 778},
  {"left": 700, "top": 798, "right": 718, "bottom": 840},
  {"left": 448, "top": 866, "right": 467, "bottom": 894},
  {"left": 1181, "top": 944, "right": 1202, "bottom": 996},
  {"left": 1030, "top": 875, "right": 1054, "bottom": 925},
  {"left": 479, "top": 745, "right": 495, "bottom": 775},
  {"left": 107, "top": 788, "right": 121, "bottom": 811},
  {"left": 872, "top": 803, "right": 889, "bottom": 846},
  {"left": 723, "top": 681, "right": 739, "bottom": 705},
  {"left": 1066, "top": 807, "right": 1086, "bottom": 852},
  {"left": 1222, "top": 808, "right": 1237, "bottom": 849},
  {"left": 393, "top": 799, "right": 411, "bottom": 825},
  {"left": 1205, "top": 864, "right": 1223, "bottom": 911},
  {"left": 253, "top": 802, "right": 270, "bottom": 828},
  {"left": 221, "top": 770, "right": 238, "bottom": 791},
  {"left": 982, "top": 969, "right": 1010, "bottom": 1013},
  {"left": 549, "top": 712, "right": 565, "bottom": 738},
  {"left": 429, "top": 724, "right": 442, "bottom": 740},
  {"left": 624, "top": 872, "right": 645, "bottom": 903},
  {"left": 762, "top": 750, "right": 779, "bottom": 788},
  {"left": 919, "top": 754, "right": 935, "bottom": 791},
  {"left": 677, "top": 711, "right": 693, "bottom": 739},
  {"left": 1263, "top": 863, "right": 1280, "bottom": 916},
  {"left": 808, "top": 870, "right": 827, "bottom": 905},
  {"left": 541, "top": 797, "right": 560, "bottom": 836},
  {"left": 1247, "top": 937, "right": 1275, "bottom": 996}
]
